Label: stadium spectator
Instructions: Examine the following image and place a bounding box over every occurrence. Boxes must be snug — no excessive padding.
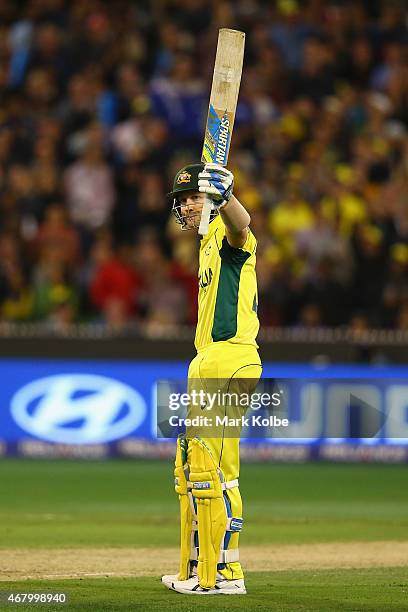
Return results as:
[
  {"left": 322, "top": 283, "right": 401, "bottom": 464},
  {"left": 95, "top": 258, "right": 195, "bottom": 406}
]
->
[
  {"left": 34, "top": 204, "right": 81, "bottom": 269},
  {"left": 90, "top": 242, "right": 142, "bottom": 323},
  {"left": 32, "top": 258, "right": 78, "bottom": 322},
  {"left": 64, "top": 122, "right": 115, "bottom": 248}
]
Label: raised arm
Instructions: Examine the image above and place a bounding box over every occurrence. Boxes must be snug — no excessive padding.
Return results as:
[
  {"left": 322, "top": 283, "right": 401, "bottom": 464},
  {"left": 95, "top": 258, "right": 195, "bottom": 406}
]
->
[{"left": 198, "top": 164, "right": 250, "bottom": 248}]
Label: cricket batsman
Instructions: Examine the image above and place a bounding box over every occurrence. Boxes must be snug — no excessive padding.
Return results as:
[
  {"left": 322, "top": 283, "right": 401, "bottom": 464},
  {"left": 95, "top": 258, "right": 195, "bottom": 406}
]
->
[{"left": 162, "top": 163, "right": 262, "bottom": 595}]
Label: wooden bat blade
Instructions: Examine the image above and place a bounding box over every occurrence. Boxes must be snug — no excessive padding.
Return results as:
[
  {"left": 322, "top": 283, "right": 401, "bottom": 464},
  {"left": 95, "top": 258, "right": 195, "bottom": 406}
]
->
[
  {"left": 201, "top": 28, "right": 245, "bottom": 166},
  {"left": 199, "top": 29, "right": 245, "bottom": 235}
]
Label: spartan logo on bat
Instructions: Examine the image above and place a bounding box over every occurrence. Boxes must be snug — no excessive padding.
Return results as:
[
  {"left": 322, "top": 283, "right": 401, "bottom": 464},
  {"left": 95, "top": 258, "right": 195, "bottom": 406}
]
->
[
  {"left": 215, "top": 115, "right": 230, "bottom": 164},
  {"left": 203, "top": 106, "right": 230, "bottom": 164},
  {"left": 176, "top": 171, "right": 191, "bottom": 184}
]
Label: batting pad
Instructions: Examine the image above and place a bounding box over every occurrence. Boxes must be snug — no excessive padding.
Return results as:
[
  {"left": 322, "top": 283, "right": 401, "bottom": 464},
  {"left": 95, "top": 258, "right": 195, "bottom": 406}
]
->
[
  {"left": 174, "top": 436, "right": 194, "bottom": 580},
  {"left": 189, "top": 437, "right": 227, "bottom": 589}
]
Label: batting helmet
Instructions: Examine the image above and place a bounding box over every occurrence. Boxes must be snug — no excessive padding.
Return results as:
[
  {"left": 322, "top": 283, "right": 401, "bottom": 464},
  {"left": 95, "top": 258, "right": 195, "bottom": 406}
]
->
[{"left": 169, "top": 163, "right": 218, "bottom": 230}]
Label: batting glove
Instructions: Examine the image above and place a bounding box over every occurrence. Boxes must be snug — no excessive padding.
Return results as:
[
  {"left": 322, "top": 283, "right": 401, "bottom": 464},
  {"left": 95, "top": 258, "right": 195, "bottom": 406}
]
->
[{"left": 198, "top": 163, "right": 234, "bottom": 208}]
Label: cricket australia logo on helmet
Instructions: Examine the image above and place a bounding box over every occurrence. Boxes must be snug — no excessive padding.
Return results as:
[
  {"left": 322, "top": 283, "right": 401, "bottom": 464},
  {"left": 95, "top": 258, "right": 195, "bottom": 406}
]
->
[
  {"left": 10, "top": 374, "right": 146, "bottom": 444},
  {"left": 176, "top": 171, "right": 191, "bottom": 184}
]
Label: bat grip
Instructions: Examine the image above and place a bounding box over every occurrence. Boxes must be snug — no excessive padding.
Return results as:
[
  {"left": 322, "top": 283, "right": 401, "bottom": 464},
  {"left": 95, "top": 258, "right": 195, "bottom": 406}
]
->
[{"left": 198, "top": 195, "right": 213, "bottom": 236}]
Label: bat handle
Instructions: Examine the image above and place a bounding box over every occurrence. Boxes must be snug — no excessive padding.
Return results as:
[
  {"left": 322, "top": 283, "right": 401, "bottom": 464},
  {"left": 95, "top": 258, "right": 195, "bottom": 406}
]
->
[{"left": 198, "top": 195, "right": 213, "bottom": 236}]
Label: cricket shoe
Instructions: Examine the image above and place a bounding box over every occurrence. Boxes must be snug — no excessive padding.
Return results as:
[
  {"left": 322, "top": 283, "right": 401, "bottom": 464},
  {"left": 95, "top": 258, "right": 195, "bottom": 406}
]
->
[
  {"left": 169, "top": 572, "right": 246, "bottom": 595},
  {"left": 161, "top": 567, "right": 197, "bottom": 589}
]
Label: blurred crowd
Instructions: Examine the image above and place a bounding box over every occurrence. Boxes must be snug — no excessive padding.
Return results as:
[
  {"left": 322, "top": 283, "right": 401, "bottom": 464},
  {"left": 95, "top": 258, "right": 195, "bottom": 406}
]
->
[{"left": 0, "top": 0, "right": 407, "bottom": 333}]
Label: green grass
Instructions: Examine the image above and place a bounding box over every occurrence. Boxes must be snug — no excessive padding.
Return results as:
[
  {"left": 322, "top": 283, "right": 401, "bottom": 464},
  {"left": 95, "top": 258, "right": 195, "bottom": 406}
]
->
[
  {"left": 1, "top": 568, "right": 408, "bottom": 611},
  {"left": 0, "top": 460, "right": 407, "bottom": 548}
]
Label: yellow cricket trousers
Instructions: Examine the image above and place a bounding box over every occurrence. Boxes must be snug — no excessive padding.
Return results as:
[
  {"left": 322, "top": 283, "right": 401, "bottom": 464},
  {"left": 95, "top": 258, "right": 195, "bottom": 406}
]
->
[{"left": 186, "top": 341, "right": 262, "bottom": 579}]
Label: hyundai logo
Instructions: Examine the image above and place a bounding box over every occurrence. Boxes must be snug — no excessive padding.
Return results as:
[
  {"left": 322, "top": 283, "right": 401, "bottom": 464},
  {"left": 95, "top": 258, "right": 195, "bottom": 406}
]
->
[{"left": 10, "top": 374, "right": 146, "bottom": 444}]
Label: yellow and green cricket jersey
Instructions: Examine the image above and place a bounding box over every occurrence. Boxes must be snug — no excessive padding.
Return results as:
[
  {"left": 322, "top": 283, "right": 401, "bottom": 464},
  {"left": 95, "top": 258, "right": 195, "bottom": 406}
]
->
[{"left": 195, "top": 215, "right": 259, "bottom": 352}]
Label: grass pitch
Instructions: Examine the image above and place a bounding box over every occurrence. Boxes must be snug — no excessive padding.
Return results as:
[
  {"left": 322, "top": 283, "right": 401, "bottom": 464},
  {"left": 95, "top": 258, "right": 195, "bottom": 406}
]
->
[
  {"left": 1, "top": 460, "right": 408, "bottom": 548},
  {"left": 0, "top": 459, "right": 407, "bottom": 610},
  {"left": 1, "top": 568, "right": 408, "bottom": 611}
]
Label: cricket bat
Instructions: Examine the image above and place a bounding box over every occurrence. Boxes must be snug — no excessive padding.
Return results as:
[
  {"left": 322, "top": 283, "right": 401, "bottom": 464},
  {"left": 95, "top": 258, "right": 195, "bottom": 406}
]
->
[{"left": 198, "top": 28, "right": 245, "bottom": 236}]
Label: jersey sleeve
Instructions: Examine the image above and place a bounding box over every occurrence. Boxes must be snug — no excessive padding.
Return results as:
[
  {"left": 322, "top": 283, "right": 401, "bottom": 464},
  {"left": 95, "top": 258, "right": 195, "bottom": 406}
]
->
[
  {"left": 218, "top": 227, "right": 257, "bottom": 259},
  {"left": 212, "top": 213, "right": 257, "bottom": 258},
  {"left": 241, "top": 228, "right": 257, "bottom": 255}
]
